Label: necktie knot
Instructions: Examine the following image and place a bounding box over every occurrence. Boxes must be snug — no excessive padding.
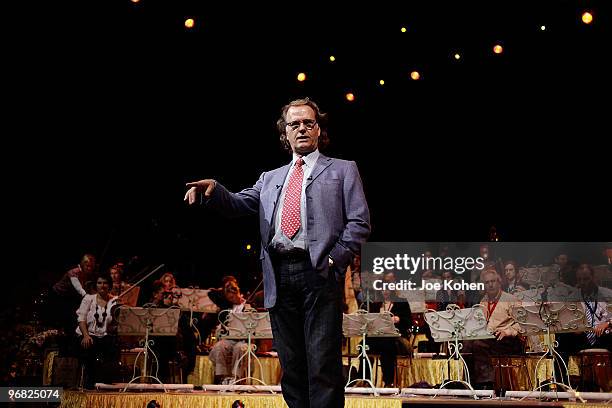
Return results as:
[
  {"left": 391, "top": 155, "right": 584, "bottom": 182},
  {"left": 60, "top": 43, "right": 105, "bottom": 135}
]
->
[{"left": 295, "top": 158, "right": 304, "bottom": 167}]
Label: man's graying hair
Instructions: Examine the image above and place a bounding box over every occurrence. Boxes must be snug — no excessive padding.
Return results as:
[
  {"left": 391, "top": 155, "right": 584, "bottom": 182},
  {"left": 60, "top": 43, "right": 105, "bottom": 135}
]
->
[{"left": 276, "top": 97, "right": 329, "bottom": 152}]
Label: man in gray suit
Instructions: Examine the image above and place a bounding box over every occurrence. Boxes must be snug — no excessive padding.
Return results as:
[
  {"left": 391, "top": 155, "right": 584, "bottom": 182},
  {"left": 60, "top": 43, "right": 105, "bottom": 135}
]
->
[{"left": 184, "top": 98, "right": 370, "bottom": 407}]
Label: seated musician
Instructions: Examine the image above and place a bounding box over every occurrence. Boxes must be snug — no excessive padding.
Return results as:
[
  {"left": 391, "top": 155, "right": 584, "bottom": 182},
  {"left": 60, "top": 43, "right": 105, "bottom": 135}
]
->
[
  {"left": 435, "top": 270, "right": 465, "bottom": 311},
  {"left": 109, "top": 261, "right": 132, "bottom": 296},
  {"left": 365, "top": 270, "right": 412, "bottom": 387},
  {"left": 147, "top": 278, "right": 191, "bottom": 383},
  {"left": 75, "top": 273, "right": 120, "bottom": 389},
  {"left": 465, "top": 268, "right": 523, "bottom": 390},
  {"left": 556, "top": 264, "right": 612, "bottom": 387},
  {"left": 575, "top": 264, "right": 612, "bottom": 348},
  {"left": 208, "top": 276, "right": 250, "bottom": 384},
  {"left": 502, "top": 260, "right": 528, "bottom": 294},
  {"left": 158, "top": 272, "right": 182, "bottom": 307}
]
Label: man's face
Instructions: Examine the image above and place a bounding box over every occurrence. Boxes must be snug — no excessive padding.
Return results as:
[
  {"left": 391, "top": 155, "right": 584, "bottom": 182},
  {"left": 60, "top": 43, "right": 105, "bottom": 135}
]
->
[
  {"left": 382, "top": 272, "right": 395, "bottom": 298},
  {"left": 110, "top": 267, "right": 121, "bottom": 283},
  {"left": 557, "top": 254, "right": 568, "bottom": 267},
  {"left": 383, "top": 272, "right": 395, "bottom": 284},
  {"left": 504, "top": 264, "right": 516, "bottom": 281},
  {"left": 152, "top": 290, "right": 164, "bottom": 303},
  {"left": 480, "top": 245, "right": 489, "bottom": 260},
  {"left": 576, "top": 266, "right": 595, "bottom": 292},
  {"left": 224, "top": 282, "right": 242, "bottom": 305},
  {"left": 483, "top": 272, "right": 500, "bottom": 298},
  {"left": 285, "top": 105, "right": 320, "bottom": 155},
  {"left": 81, "top": 256, "right": 96, "bottom": 274}
]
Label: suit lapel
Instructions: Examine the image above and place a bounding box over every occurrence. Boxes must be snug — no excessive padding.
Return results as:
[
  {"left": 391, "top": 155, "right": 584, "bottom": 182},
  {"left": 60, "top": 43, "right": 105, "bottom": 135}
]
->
[
  {"left": 267, "top": 163, "right": 291, "bottom": 243},
  {"left": 306, "top": 154, "right": 333, "bottom": 187}
]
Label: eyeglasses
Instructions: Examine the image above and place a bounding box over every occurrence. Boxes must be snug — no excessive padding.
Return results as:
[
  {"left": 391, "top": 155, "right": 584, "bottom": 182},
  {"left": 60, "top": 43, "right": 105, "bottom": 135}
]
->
[{"left": 286, "top": 119, "right": 317, "bottom": 131}]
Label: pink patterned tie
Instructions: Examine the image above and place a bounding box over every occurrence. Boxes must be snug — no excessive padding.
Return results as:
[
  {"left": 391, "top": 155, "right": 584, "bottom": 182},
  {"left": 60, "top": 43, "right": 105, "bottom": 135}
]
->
[{"left": 281, "top": 158, "right": 304, "bottom": 239}]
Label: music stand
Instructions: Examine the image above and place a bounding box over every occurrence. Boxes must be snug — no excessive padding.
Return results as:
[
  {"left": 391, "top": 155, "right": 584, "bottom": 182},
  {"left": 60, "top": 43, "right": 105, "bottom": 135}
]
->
[
  {"left": 424, "top": 304, "right": 494, "bottom": 398},
  {"left": 510, "top": 301, "right": 588, "bottom": 397},
  {"left": 177, "top": 288, "right": 219, "bottom": 313},
  {"left": 177, "top": 287, "right": 219, "bottom": 346},
  {"left": 116, "top": 305, "right": 180, "bottom": 391},
  {"left": 216, "top": 310, "right": 273, "bottom": 388},
  {"left": 343, "top": 309, "right": 400, "bottom": 395}
]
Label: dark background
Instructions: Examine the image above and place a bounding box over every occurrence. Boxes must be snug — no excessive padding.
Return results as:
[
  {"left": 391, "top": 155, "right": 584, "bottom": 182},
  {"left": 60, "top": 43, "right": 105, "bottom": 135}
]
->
[{"left": 5, "top": 1, "right": 610, "bottom": 309}]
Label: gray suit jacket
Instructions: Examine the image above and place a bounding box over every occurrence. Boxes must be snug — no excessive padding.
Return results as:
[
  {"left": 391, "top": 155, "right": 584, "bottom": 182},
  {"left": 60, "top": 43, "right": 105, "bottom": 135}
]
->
[{"left": 206, "top": 153, "right": 371, "bottom": 308}]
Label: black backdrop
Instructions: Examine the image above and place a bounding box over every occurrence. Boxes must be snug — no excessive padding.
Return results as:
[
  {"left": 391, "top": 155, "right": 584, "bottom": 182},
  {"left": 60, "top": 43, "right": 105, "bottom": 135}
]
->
[{"left": 4, "top": 1, "right": 610, "bottom": 308}]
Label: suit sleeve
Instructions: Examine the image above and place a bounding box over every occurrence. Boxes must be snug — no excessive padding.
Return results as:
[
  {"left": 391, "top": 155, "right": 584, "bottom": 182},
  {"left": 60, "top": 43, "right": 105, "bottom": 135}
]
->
[
  {"left": 329, "top": 161, "right": 371, "bottom": 270},
  {"left": 205, "top": 173, "right": 264, "bottom": 218}
]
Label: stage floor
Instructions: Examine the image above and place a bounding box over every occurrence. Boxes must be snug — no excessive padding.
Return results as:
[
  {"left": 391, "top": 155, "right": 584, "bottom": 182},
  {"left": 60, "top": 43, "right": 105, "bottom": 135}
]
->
[{"left": 59, "top": 390, "right": 611, "bottom": 408}]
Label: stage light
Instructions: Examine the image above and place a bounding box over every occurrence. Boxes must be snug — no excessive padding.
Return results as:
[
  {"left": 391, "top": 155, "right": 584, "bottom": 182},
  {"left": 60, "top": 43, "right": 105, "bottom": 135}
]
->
[
  {"left": 345, "top": 93, "right": 355, "bottom": 102},
  {"left": 184, "top": 18, "right": 195, "bottom": 29},
  {"left": 493, "top": 44, "right": 503, "bottom": 54},
  {"left": 582, "top": 11, "right": 593, "bottom": 24},
  {"left": 246, "top": 244, "right": 252, "bottom": 250},
  {"left": 540, "top": 25, "right": 546, "bottom": 31},
  {"left": 329, "top": 55, "right": 336, "bottom": 62},
  {"left": 400, "top": 27, "right": 407, "bottom": 33},
  {"left": 454, "top": 53, "right": 461, "bottom": 60},
  {"left": 410, "top": 71, "right": 420, "bottom": 80},
  {"left": 297, "top": 72, "right": 306, "bottom": 82},
  {"left": 130, "top": 0, "right": 140, "bottom": 3},
  {"left": 379, "top": 80, "right": 385, "bottom": 86}
]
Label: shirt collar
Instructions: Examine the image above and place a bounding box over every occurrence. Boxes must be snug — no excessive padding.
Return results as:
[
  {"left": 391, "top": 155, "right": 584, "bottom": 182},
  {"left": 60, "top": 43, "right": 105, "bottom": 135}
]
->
[{"left": 292, "top": 149, "right": 320, "bottom": 168}]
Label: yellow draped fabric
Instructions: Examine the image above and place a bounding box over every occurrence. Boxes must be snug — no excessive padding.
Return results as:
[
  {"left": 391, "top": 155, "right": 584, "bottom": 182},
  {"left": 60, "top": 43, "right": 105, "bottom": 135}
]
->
[
  {"left": 187, "top": 355, "right": 215, "bottom": 385},
  {"left": 397, "top": 358, "right": 464, "bottom": 387},
  {"left": 186, "top": 354, "right": 585, "bottom": 390},
  {"left": 188, "top": 355, "right": 282, "bottom": 385},
  {"left": 43, "top": 350, "right": 58, "bottom": 385},
  {"left": 60, "top": 391, "right": 402, "bottom": 408}
]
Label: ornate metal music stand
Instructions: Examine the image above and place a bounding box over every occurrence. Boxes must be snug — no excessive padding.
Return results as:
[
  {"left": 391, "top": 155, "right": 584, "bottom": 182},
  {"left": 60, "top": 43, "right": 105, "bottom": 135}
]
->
[
  {"left": 343, "top": 309, "right": 400, "bottom": 395},
  {"left": 217, "top": 310, "right": 273, "bottom": 388},
  {"left": 116, "top": 305, "right": 180, "bottom": 391},
  {"left": 424, "top": 304, "right": 494, "bottom": 399},
  {"left": 177, "top": 288, "right": 219, "bottom": 313},
  {"left": 177, "top": 287, "right": 219, "bottom": 345},
  {"left": 511, "top": 301, "right": 587, "bottom": 398}
]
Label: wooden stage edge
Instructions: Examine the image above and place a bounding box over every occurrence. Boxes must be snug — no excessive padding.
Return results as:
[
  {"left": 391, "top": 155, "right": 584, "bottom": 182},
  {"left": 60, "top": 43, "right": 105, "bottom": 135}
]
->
[{"left": 60, "top": 390, "right": 612, "bottom": 408}]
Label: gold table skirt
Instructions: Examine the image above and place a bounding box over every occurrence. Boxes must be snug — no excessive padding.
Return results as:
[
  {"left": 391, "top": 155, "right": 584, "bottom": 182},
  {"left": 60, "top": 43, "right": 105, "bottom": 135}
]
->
[
  {"left": 188, "top": 355, "right": 282, "bottom": 385},
  {"left": 189, "top": 354, "right": 600, "bottom": 391},
  {"left": 60, "top": 391, "right": 402, "bottom": 408}
]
